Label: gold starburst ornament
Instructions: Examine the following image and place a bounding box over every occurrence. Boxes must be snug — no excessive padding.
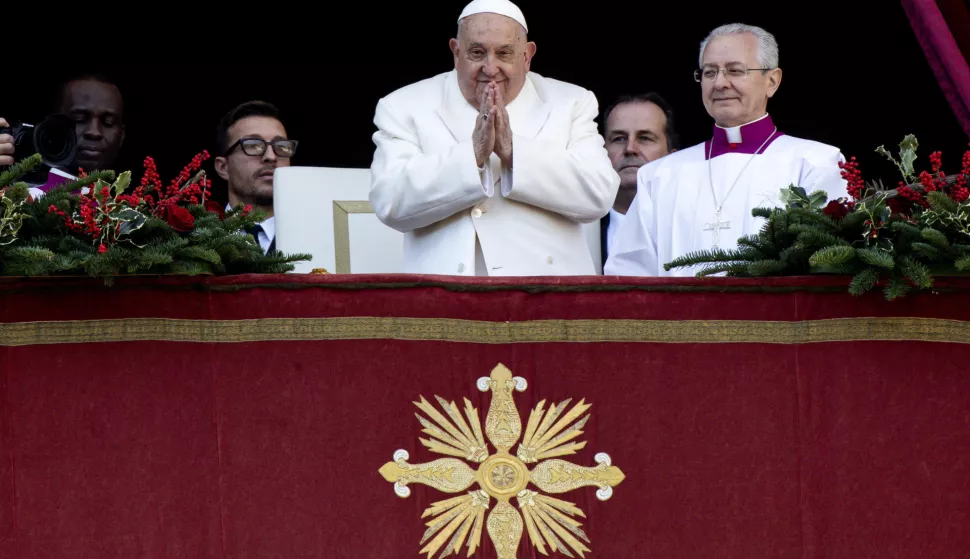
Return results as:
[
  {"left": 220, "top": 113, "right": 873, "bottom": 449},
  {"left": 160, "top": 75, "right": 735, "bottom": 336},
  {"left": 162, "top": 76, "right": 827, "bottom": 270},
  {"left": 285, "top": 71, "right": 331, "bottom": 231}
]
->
[{"left": 379, "top": 364, "right": 625, "bottom": 558}]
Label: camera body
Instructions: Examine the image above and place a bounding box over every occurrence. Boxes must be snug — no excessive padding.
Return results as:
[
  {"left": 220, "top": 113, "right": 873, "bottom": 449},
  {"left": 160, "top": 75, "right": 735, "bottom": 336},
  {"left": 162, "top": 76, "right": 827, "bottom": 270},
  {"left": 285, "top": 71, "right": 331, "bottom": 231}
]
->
[{"left": 0, "top": 114, "right": 78, "bottom": 184}]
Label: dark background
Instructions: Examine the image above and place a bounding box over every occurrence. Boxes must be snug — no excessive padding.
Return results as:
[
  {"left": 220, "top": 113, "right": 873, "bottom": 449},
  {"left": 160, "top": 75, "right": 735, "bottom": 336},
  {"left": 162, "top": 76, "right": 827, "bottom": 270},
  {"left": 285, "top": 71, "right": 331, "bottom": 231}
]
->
[{"left": 2, "top": 1, "right": 967, "bottom": 201}]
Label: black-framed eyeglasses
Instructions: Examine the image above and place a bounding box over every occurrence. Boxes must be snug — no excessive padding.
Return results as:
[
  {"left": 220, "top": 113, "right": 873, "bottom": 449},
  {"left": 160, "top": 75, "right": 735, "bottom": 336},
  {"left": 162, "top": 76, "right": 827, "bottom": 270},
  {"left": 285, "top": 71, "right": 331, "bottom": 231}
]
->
[
  {"left": 225, "top": 138, "right": 299, "bottom": 158},
  {"left": 694, "top": 66, "right": 771, "bottom": 82}
]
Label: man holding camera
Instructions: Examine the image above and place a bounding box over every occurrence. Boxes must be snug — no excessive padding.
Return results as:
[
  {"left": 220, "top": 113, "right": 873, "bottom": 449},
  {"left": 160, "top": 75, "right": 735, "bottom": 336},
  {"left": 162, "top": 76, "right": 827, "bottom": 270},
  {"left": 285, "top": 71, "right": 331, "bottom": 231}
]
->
[{"left": 0, "top": 74, "right": 125, "bottom": 184}]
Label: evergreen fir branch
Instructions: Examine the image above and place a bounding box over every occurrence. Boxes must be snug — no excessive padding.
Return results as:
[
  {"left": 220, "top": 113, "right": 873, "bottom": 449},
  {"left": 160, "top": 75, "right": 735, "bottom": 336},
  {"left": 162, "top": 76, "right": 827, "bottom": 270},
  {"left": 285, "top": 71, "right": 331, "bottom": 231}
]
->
[
  {"left": 663, "top": 247, "right": 759, "bottom": 271},
  {"left": 778, "top": 245, "right": 812, "bottom": 268},
  {"left": 884, "top": 275, "right": 910, "bottom": 301},
  {"left": 911, "top": 242, "right": 944, "bottom": 261},
  {"left": 955, "top": 255, "right": 970, "bottom": 271},
  {"left": 899, "top": 256, "right": 933, "bottom": 288},
  {"left": 0, "top": 154, "right": 43, "bottom": 187},
  {"left": 5, "top": 183, "right": 31, "bottom": 203},
  {"left": 890, "top": 220, "right": 922, "bottom": 238},
  {"left": 21, "top": 234, "right": 66, "bottom": 250},
  {"left": 83, "top": 252, "right": 120, "bottom": 278},
  {"left": 952, "top": 244, "right": 970, "bottom": 255},
  {"left": 38, "top": 172, "right": 116, "bottom": 201},
  {"left": 745, "top": 259, "right": 787, "bottom": 276},
  {"left": 52, "top": 251, "right": 91, "bottom": 272},
  {"left": 856, "top": 247, "right": 895, "bottom": 269},
  {"left": 787, "top": 207, "right": 839, "bottom": 231},
  {"left": 761, "top": 214, "right": 789, "bottom": 255},
  {"left": 221, "top": 206, "right": 269, "bottom": 233},
  {"left": 838, "top": 210, "right": 868, "bottom": 231},
  {"left": 175, "top": 246, "right": 223, "bottom": 267},
  {"left": 792, "top": 227, "right": 849, "bottom": 249},
  {"left": 695, "top": 262, "right": 753, "bottom": 277},
  {"left": 848, "top": 268, "right": 881, "bottom": 296},
  {"left": 1, "top": 246, "right": 57, "bottom": 276},
  {"left": 737, "top": 235, "right": 775, "bottom": 256},
  {"left": 926, "top": 191, "right": 958, "bottom": 213},
  {"left": 920, "top": 227, "right": 950, "bottom": 250},
  {"left": 167, "top": 260, "right": 216, "bottom": 276},
  {"left": 123, "top": 246, "right": 176, "bottom": 273},
  {"left": 751, "top": 207, "right": 773, "bottom": 219},
  {"left": 57, "top": 236, "right": 97, "bottom": 254},
  {"left": 809, "top": 245, "right": 856, "bottom": 269}
]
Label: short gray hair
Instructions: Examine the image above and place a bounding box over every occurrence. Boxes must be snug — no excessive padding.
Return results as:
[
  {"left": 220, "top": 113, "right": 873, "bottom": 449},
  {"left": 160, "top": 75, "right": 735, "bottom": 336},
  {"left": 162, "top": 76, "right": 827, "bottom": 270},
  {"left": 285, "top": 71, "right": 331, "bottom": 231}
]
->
[{"left": 698, "top": 23, "right": 779, "bottom": 69}]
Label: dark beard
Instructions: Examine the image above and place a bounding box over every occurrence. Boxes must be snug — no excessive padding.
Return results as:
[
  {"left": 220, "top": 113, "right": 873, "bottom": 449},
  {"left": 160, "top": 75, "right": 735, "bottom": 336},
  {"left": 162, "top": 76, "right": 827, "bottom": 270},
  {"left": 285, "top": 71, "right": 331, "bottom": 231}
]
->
[{"left": 251, "top": 193, "right": 273, "bottom": 207}]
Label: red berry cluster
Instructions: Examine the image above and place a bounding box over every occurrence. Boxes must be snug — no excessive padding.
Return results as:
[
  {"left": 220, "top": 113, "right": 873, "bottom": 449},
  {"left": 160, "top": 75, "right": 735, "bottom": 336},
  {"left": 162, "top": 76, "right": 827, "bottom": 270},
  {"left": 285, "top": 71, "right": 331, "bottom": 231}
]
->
[
  {"left": 839, "top": 157, "right": 866, "bottom": 199},
  {"left": 952, "top": 144, "right": 970, "bottom": 203},
  {"left": 896, "top": 185, "right": 923, "bottom": 204},
  {"left": 150, "top": 151, "right": 212, "bottom": 214}
]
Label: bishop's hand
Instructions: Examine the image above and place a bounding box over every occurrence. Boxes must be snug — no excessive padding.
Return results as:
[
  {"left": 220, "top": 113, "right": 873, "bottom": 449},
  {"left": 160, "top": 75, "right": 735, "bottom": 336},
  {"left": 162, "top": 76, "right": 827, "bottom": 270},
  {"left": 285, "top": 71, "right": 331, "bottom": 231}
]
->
[
  {"left": 493, "top": 84, "right": 513, "bottom": 168},
  {"left": 473, "top": 86, "right": 497, "bottom": 169}
]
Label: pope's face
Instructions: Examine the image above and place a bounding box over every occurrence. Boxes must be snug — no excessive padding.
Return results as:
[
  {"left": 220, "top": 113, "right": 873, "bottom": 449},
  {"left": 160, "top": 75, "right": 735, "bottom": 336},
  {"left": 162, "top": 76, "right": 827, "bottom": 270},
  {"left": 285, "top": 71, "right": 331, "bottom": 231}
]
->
[
  {"left": 700, "top": 33, "right": 781, "bottom": 127},
  {"left": 449, "top": 13, "right": 536, "bottom": 109}
]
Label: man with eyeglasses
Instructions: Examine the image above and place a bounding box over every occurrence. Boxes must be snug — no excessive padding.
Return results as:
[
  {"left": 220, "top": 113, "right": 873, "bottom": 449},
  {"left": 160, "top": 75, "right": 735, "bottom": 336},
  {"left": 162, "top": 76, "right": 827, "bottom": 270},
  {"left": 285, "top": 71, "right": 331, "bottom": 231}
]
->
[
  {"left": 214, "top": 100, "right": 298, "bottom": 253},
  {"left": 605, "top": 23, "right": 848, "bottom": 277}
]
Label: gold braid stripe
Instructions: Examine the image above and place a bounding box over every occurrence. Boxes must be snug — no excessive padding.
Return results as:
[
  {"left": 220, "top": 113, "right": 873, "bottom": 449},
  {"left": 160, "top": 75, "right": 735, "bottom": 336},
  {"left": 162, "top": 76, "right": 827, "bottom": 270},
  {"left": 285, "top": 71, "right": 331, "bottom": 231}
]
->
[{"left": 1, "top": 316, "right": 969, "bottom": 346}]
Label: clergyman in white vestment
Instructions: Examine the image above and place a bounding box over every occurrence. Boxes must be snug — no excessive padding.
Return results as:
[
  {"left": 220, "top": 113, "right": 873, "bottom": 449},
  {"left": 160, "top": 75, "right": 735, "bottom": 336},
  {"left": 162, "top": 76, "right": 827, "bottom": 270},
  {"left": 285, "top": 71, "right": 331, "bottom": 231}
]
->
[
  {"left": 604, "top": 23, "right": 848, "bottom": 277},
  {"left": 369, "top": 0, "right": 619, "bottom": 277}
]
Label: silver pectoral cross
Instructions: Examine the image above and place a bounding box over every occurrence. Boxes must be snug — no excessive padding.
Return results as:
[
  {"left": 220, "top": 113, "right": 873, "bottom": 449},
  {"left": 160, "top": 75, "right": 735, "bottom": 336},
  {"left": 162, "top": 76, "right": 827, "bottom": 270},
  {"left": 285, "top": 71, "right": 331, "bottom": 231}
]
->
[{"left": 704, "top": 209, "right": 731, "bottom": 248}]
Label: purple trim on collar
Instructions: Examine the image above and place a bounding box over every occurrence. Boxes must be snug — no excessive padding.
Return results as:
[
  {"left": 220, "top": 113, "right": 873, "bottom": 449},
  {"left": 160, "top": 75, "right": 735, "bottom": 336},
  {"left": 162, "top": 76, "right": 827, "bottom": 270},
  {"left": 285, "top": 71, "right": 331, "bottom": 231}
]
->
[{"left": 704, "top": 115, "right": 784, "bottom": 159}]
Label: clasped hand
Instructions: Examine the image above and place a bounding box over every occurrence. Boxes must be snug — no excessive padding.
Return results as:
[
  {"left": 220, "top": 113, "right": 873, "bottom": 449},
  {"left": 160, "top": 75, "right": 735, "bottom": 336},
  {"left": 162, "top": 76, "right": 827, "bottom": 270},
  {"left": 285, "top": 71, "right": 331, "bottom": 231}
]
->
[{"left": 473, "top": 82, "right": 512, "bottom": 169}]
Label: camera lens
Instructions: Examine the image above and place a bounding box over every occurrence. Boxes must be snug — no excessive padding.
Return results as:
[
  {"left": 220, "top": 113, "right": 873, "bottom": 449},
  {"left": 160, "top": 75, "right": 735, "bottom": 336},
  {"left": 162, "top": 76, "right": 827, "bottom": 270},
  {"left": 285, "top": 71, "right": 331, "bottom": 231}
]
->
[{"left": 34, "top": 114, "right": 77, "bottom": 168}]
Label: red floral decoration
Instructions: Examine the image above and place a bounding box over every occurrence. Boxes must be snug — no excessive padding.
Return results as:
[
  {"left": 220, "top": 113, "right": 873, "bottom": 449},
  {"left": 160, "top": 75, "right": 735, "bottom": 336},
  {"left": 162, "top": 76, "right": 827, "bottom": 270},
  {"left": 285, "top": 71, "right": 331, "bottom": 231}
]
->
[
  {"left": 47, "top": 151, "right": 219, "bottom": 250},
  {"left": 838, "top": 143, "right": 970, "bottom": 216}
]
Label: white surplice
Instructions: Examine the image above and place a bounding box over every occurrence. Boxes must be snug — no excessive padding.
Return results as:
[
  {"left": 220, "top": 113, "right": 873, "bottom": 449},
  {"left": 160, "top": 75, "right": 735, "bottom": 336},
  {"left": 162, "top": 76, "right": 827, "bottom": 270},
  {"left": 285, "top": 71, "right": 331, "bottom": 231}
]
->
[{"left": 604, "top": 117, "right": 848, "bottom": 277}]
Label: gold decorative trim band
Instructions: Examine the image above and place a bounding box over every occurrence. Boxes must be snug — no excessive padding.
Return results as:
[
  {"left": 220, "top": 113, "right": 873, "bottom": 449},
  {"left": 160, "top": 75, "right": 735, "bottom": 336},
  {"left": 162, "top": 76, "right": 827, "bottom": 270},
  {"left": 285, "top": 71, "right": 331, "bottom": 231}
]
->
[{"left": 1, "top": 316, "right": 969, "bottom": 346}]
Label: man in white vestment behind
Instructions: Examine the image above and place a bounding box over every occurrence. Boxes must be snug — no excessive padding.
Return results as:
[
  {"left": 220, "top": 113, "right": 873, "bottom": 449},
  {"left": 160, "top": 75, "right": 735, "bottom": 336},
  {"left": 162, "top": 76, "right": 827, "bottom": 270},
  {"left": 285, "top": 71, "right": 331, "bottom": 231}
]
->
[
  {"left": 369, "top": 0, "right": 619, "bottom": 276},
  {"left": 604, "top": 23, "right": 848, "bottom": 277}
]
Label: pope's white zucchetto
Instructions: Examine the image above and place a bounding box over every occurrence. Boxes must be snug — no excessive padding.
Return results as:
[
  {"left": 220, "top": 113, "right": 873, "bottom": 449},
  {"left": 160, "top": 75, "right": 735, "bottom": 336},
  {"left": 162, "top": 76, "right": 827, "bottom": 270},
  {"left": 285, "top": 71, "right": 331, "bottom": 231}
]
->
[{"left": 458, "top": 0, "right": 528, "bottom": 32}]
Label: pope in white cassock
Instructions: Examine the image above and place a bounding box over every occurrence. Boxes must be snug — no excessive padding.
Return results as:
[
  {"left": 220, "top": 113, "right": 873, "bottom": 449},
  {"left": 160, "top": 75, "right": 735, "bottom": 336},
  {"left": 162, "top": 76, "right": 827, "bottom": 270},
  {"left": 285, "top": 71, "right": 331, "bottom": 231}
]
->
[
  {"left": 369, "top": 0, "right": 619, "bottom": 276},
  {"left": 604, "top": 23, "right": 849, "bottom": 277}
]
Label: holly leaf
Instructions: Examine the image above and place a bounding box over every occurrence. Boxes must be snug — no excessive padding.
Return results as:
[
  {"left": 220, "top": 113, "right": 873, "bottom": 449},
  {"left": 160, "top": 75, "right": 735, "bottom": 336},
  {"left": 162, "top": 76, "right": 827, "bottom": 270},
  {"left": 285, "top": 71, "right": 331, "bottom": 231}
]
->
[
  {"left": 808, "top": 190, "right": 828, "bottom": 209},
  {"left": 780, "top": 185, "right": 809, "bottom": 208},
  {"left": 112, "top": 171, "right": 131, "bottom": 196},
  {"left": 898, "top": 134, "right": 918, "bottom": 179},
  {"left": 93, "top": 179, "right": 107, "bottom": 204},
  {"left": 114, "top": 208, "right": 148, "bottom": 237}
]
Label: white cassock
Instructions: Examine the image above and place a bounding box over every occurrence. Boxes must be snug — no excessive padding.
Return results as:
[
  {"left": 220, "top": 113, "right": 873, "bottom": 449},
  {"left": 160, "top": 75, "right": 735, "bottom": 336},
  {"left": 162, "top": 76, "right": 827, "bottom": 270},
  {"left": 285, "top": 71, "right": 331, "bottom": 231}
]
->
[
  {"left": 604, "top": 114, "right": 848, "bottom": 277},
  {"left": 369, "top": 70, "right": 619, "bottom": 276}
]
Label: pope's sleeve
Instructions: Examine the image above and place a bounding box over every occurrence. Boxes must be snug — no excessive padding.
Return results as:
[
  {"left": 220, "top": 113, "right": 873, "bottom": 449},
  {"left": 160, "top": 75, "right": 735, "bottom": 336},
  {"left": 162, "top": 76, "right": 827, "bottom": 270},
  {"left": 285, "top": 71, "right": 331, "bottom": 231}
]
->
[
  {"left": 603, "top": 167, "right": 659, "bottom": 276},
  {"left": 800, "top": 144, "right": 849, "bottom": 203},
  {"left": 368, "top": 97, "right": 491, "bottom": 233},
  {"left": 502, "top": 89, "right": 619, "bottom": 223}
]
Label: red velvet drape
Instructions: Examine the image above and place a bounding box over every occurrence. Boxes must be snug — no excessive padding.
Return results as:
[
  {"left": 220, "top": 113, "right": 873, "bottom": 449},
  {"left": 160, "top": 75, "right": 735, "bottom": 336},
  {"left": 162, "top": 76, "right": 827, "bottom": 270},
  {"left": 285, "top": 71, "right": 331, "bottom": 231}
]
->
[
  {"left": 902, "top": 0, "right": 970, "bottom": 137},
  {"left": 1, "top": 274, "right": 969, "bottom": 558}
]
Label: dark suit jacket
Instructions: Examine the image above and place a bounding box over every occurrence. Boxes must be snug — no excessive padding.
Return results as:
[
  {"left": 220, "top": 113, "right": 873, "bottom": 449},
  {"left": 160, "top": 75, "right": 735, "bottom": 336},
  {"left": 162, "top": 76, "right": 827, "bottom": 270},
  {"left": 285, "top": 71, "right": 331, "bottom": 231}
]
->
[{"left": 600, "top": 213, "right": 610, "bottom": 270}]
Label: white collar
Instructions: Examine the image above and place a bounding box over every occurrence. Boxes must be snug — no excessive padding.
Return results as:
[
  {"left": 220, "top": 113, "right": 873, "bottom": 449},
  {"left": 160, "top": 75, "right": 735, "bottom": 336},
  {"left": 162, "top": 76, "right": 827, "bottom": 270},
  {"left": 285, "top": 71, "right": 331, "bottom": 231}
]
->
[{"left": 715, "top": 113, "right": 770, "bottom": 144}]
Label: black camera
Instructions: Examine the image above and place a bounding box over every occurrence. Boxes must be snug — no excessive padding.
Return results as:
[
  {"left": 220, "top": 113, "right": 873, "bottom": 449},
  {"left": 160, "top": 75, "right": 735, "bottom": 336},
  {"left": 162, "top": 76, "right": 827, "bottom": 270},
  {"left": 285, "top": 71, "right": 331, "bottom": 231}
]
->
[{"left": 0, "top": 114, "right": 77, "bottom": 184}]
